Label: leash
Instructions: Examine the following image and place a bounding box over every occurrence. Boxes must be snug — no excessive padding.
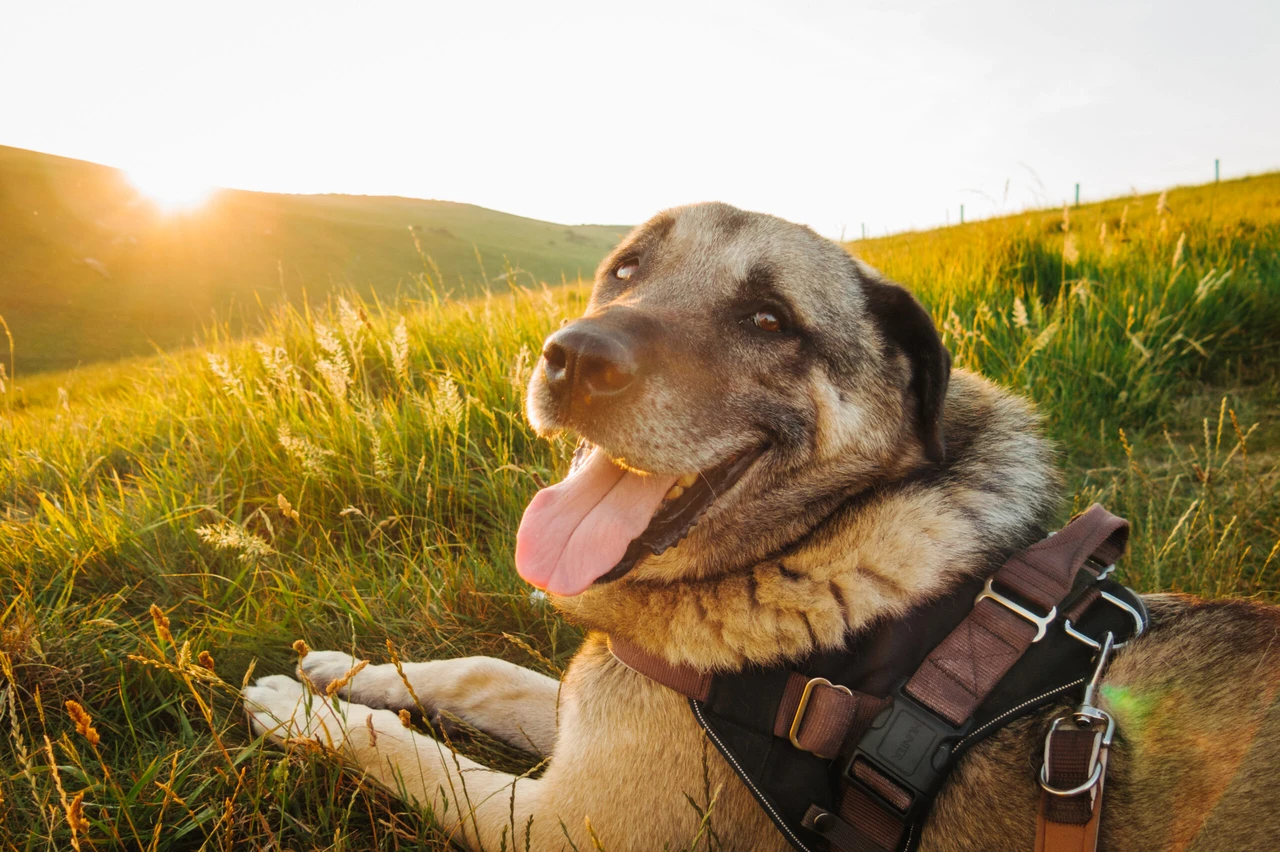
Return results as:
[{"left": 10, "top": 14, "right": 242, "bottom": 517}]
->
[
  {"left": 1036, "top": 629, "right": 1118, "bottom": 851},
  {"left": 608, "top": 504, "right": 1145, "bottom": 852}
]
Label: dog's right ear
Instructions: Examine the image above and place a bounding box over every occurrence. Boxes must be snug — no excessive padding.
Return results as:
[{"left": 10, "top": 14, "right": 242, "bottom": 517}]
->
[{"left": 860, "top": 274, "right": 952, "bottom": 464}]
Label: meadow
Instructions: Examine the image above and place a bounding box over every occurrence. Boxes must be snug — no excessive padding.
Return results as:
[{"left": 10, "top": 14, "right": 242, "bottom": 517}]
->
[{"left": 1, "top": 173, "right": 1278, "bottom": 850}]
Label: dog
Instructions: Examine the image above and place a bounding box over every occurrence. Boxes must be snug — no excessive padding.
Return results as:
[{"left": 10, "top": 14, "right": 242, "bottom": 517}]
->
[{"left": 244, "top": 203, "right": 1280, "bottom": 851}]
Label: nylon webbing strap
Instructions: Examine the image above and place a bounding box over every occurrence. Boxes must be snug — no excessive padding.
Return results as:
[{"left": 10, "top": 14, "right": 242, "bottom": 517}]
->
[
  {"left": 609, "top": 639, "right": 888, "bottom": 760},
  {"left": 999, "top": 505, "right": 1129, "bottom": 611},
  {"left": 607, "top": 636, "right": 713, "bottom": 702},
  {"left": 904, "top": 505, "right": 1129, "bottom": 726},
  {"left": 804, "top": 766, "right": 911, "bottom": 851},
  {"left": 608, "top": 504, "right": 1131, "bottom": 852},
  {"left": 802, "top": 785, "right": 907, "bottom": 852},
  {"left": 1062, "top": 587, "right": 1101, "bottom": 623}
]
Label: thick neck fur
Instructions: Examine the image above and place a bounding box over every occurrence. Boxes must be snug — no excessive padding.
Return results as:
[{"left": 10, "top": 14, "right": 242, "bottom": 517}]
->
[{"left": 555, "top": 371, "right": 1061, "bottom": 671}]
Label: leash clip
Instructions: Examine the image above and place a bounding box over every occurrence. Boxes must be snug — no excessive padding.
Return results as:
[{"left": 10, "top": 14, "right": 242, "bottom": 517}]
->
[{"left": 1039, "top": 632, "right": 1117, "bottom": 798}]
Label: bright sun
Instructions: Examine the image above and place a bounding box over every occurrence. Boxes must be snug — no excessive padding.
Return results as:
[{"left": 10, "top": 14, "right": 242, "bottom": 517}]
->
[{"left": 127, "top": 163, "right": 215, "bottom": 212}]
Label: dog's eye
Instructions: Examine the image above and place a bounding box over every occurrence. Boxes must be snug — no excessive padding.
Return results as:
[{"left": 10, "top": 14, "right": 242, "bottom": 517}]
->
[
  {"left": 751, "top": 310, "right": 783, "bottom": 333},
  {"left": 614, "top": 258, "right": 639, "bottom": 280}
]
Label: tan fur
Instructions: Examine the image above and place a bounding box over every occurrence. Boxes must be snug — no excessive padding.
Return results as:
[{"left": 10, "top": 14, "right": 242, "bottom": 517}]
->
[{"left": 244, "top": 204, "right": 1280, "bottom": 851}]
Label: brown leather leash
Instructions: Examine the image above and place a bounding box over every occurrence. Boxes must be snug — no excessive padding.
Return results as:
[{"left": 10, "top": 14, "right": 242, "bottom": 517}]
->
[
  {"left": 1036, "top": 631, "right": 1119, "bottom": 852},
  {"left": 608, "top": 504, "right": 1139, "bottom": 852}
]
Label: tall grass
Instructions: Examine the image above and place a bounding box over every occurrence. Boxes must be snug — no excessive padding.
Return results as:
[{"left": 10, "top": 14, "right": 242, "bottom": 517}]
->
[
  {"left": 1, "top": 174, "right": 1278, "bottom": 849},
  {"left": 854, "top": 172, "right": 1280, "bottom": 459}
]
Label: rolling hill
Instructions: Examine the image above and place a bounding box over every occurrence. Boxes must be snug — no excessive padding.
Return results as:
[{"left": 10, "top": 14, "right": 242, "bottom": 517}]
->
[{"left": 0, "top": 144, "right": 628, "bottom": 375}]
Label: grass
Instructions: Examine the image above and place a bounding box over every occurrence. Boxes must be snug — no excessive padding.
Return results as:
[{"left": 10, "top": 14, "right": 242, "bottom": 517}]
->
[
  {"left": 0, "top": 173, "right": 1278, "bottom": 849},
  {"left": 0, "top": 144, "right": 627, "bottom": 376}
]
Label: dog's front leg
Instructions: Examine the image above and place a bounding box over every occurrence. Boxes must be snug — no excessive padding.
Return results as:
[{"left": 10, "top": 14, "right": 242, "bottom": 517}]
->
[
  {"left": 244, "top": 674, "right": 552, "bottom": 851},
  {"left": 299, "top": 651, "right": 559, "bottom": 756}
]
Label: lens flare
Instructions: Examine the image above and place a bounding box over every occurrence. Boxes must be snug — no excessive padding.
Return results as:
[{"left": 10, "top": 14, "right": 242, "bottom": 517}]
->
[{"left": 127, "top": 162, "right": 215, "bottom": 212}]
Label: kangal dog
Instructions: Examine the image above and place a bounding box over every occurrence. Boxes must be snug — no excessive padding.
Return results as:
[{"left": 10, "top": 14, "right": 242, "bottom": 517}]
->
[{"left": 245, "top": 203, "right": 1280, "bottom": 851}]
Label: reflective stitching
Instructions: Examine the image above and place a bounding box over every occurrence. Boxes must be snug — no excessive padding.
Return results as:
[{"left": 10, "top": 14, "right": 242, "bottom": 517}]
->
[
  {"left": 692, "top": 700, "right": 817, "bottom": 852},
  {"left": 957, "top": 678, "right": 1087, "bottom": 753}
]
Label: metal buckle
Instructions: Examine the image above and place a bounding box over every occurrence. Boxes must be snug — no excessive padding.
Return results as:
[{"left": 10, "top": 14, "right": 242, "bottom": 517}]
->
[
  {"left": 1039, "top": 632, "right": 1117, "bottom": 798},
  {"left": 789, "top": 677, "right": 852, "bottom": 751},
  {"left": 1039, "top": 716, "right": 1107, "bottom": 796},
  {"left": 1063, "top": 590, "right": 1146, "bottom": 650},
  {"left": 974, "top": 577, "right": 1057, "bottom": 642},
  {"left": 1089, "top": 559, "right": 1117, "bottom": 580}
]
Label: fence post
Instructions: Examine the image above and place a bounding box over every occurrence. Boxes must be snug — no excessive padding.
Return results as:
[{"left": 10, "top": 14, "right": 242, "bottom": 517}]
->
[
  {"left": 959, "top": 204, "right": 964, "bottom": 224},
  {"left": 1215, "top": 159, "right": 1220, "bottom": 182},
  {"left": 1074, "top": 183, "right": 1080, "bottom": 207}
]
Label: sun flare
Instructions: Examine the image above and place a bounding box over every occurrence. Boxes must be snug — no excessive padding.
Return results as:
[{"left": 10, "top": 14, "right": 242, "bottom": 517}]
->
[{"left": 127, "top": 163, "right": 215, "bottom": 212}]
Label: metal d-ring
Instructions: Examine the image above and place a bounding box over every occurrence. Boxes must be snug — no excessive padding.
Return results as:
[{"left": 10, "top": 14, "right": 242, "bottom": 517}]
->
[{"left": 1063, "top": 590, "right": 1146, "bottom": 650}]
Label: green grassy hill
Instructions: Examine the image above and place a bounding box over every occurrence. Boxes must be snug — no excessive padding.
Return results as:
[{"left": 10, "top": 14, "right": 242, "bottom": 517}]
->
[
  {"left": 1, "top": 172, "right": 1278, "bottom": 849},
  {"left": 0, "top": 144, "right": 627, "bottom": 374}
]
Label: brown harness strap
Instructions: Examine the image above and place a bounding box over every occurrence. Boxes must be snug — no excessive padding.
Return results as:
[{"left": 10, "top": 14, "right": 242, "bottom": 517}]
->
[
  {"left": 802, "top": 781, "right": 909, "bottom": 852},
  {"left": 610, "top": 637, "right": 887, "bottom": 760},
  {"left": 1062, "top": 587, "right": 1101, "bottom": 623},
  {"left": 997, "top": 505, "right": 1129, "bottom": 611},
  {"left": 903, "top": 589, "right": 1039, "bottom": 726},
  {"left": 607, "top": 504, "right": 1131, "bottom": 852},
  {"left": 905, "top": 505, "right": 1129, "bottom": 726},
  {"left": 607, "top": 635, "right": 713, "bottom": 701}
]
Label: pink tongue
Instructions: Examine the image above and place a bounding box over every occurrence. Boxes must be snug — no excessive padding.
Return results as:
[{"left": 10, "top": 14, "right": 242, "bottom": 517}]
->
[{"left": 516, "top": 448, "right": 678, "bottom": 596}]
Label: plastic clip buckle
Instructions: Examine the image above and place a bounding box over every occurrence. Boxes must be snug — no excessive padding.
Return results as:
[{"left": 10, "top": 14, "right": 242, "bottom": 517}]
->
[{"left": 844, "top": 685, "right": 972, "bottom": 816}]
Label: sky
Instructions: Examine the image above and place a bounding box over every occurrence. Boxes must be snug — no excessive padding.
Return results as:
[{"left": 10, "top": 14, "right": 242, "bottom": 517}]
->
[{"left": 3, "top": 0, "right": 1277, "bottom": 237}]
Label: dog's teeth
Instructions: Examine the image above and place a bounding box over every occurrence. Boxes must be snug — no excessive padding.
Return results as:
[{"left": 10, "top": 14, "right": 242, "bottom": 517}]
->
[
  {"left": 664, "top": 485, "right": 685, "bottom": 502},
  {"left": 678, "top": 473, "right": 698, "bottom": 488}
]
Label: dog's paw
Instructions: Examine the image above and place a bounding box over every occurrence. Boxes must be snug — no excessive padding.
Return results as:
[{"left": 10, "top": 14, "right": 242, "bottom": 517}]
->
[
  {"left": 297, "top": 650, "right": 365, "bottom": 695},
  {"left": 243, "top": 674, "right": 363, "bottom": 749},
  {"left": 298, "top": 650, "right": 419, "bottom": 710}
]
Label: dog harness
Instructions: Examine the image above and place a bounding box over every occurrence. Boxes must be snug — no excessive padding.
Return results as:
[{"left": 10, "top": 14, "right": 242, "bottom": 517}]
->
[{"left": 608, "top": 504, "right": 1147, "bottom": 852}]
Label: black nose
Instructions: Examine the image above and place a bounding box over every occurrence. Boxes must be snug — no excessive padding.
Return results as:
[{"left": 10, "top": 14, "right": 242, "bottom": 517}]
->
[{"left": 541, "top": 322, "right": 637, "bottom": 405}]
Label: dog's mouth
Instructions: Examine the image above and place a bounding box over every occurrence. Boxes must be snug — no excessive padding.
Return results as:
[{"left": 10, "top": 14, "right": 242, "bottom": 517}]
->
[{"left": 515, "top": 442, "right": 766, "bottom": 596}]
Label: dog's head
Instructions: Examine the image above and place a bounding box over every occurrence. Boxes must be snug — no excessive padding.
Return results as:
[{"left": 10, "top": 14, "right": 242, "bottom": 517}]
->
[{"left": 517, "top": 203, "right": 950, "bottom": 596}]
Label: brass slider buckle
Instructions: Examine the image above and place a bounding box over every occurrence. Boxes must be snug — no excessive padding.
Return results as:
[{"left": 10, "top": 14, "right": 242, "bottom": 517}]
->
[
  {"left": 789, "top": 677, "right": 852, "bottom": 752},
  {"left": 975, "top": 577, "right": 1057, "bottom": 642}
]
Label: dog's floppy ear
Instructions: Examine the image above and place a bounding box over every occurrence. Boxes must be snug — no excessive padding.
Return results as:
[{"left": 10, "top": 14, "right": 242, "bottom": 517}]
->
[{"left": 861, "top": 275, "right": 952, "bottom": 463}]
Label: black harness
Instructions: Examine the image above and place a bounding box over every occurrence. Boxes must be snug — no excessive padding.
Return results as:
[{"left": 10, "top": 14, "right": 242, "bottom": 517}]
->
[{"left": 609, "top": 506, "right": 1147, "bottom": 852}]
